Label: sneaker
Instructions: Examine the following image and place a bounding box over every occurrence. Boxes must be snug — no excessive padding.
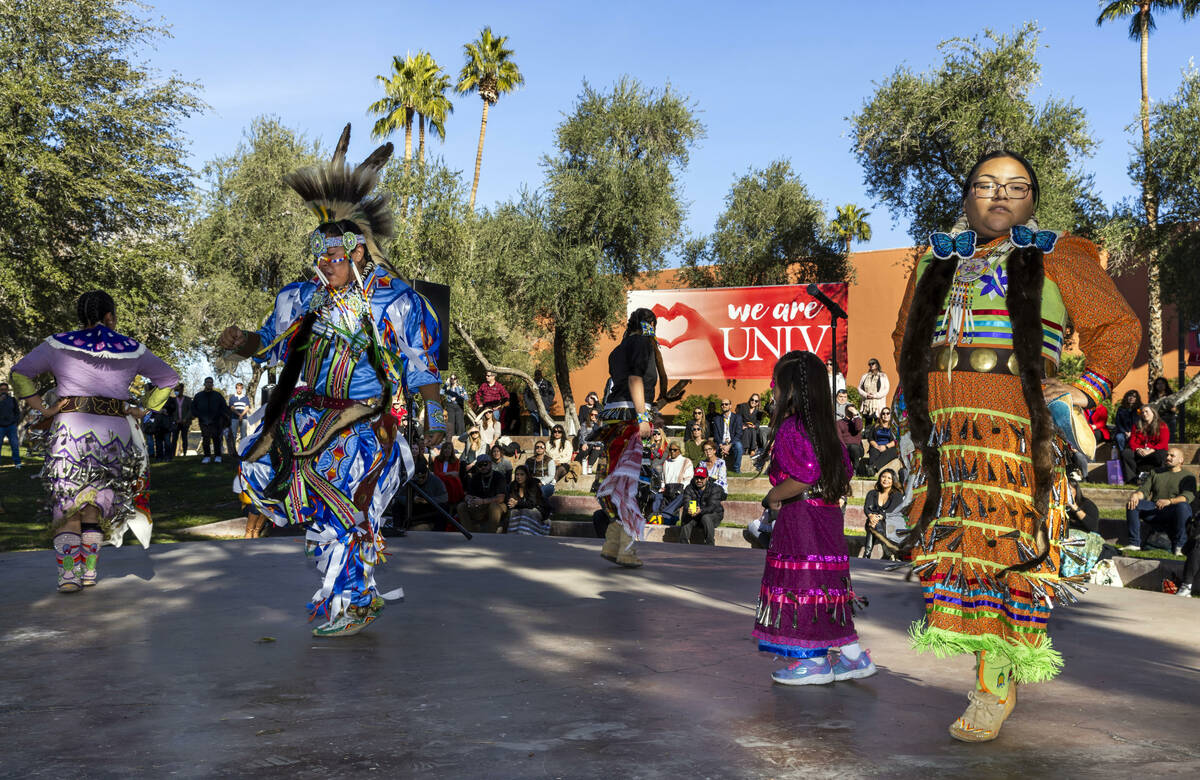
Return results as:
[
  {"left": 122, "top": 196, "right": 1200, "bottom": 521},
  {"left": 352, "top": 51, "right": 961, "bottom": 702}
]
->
[
  {"left": 215, "top": 456, "right": 222, "bottom": 463},
  {"left": 1178, "top": 584, "right": 1193, "bottom": 597},
  {"left": 201, "top": 457, "right": 211, "bottom": 464},
  {"left": 1121, "top": 544, "right": 1142, "bottom": 552},
  {"left": 771, "top": 656, "right": 835, "bottom": 686},
  {"left": 1173, "top": 546, "right": 1183, "bottom": 557},
  {"left": 13, "top": 463, "right": 21, "bottom": 469},
  {"left": 832, "top": 648, "right": 877, "bottom": 681}
]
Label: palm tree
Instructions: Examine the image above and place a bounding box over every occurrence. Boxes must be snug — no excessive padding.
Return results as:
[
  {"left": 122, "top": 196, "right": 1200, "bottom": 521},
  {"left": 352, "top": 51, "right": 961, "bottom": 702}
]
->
[
  {"left": 369, "top": 53, "right": 422, "bottom": 164},
  {"left": 413, "top": 51, "right": 453, "bottom": 165},
  {"left": 830, "top": 204, "right": 872, "bottom": 258},
  {"left": 1097, "top": 0, "right": 1200, "bottom": 381},
  {"left": 456, "top": 27, "right": 524, "bottom": 209}
]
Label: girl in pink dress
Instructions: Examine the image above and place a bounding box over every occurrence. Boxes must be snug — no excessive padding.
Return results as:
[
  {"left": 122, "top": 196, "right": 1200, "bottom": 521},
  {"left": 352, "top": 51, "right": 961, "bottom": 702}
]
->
[{"left": 753, "top": 350, "right": 877, "bottom": 685}]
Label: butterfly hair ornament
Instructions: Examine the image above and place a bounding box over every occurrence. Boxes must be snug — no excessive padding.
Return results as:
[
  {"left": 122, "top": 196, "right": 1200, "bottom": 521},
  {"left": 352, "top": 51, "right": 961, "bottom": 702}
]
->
[
  {"left": 1010, "top": 220, "right": 1059, "bottom": 254},
  {"left": 640, "top": 322, "right": 656, "bottom": 338}
]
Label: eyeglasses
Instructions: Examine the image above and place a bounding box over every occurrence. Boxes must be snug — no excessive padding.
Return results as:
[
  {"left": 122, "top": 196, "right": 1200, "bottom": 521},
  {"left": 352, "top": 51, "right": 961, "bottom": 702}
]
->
[
  {"left": 721, "top": 403, "right": 731, "bottom": 408},
  {"left": 750, "top": 398, "right": 759, "bottom": 403},
  {"left": 970, "top": 181, "right": 1031, "bottom": 199}
]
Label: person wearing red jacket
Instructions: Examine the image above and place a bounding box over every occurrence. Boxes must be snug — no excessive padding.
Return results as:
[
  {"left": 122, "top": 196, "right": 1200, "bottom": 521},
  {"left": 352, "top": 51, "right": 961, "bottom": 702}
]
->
[
  {"left": 1085, "top": 403, "right": 1111, "bottom": 443},
  {"left": 1120, "top": 404, "right": 1170, "bottom": 484},
  {"left": 472, "top": 371, "right": 509, "bottom": 423}
]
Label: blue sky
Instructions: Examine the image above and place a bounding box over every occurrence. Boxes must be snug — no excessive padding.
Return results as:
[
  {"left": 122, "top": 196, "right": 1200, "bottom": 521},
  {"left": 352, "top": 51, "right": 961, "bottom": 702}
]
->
[{"left": 146, "top": 0, "right": 1197, "bottom": 254}]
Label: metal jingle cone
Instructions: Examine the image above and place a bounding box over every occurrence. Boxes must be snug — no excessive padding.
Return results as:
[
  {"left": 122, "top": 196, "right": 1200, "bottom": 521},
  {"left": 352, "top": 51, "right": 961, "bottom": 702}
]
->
[
  {"left": 1004, "top": 462, "right": 1017, "bottom": 485},
  {"left": 960, "top": 417, "right": 970, "bottom": 440},
  {"left": 973, "top": 419, "right": 983, "bottom": 441}
]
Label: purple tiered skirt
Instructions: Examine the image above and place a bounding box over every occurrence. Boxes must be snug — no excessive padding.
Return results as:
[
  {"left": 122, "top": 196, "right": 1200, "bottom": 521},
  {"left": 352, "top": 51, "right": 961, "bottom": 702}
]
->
[{"left": 752, "top": 498, "right": 860, "bottom": 657}]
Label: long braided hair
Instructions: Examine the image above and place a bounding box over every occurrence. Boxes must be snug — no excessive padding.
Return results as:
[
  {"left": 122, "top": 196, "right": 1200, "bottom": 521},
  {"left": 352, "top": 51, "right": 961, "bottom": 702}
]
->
[
  {"left": 757, "top": 350, "right": 849, "bottom": 502},
  {"left": 624, "top": 308, "right": 668, "bottom": 402},
  {"left": 76, "top": 290, "right": 115, "bottom": 328}
]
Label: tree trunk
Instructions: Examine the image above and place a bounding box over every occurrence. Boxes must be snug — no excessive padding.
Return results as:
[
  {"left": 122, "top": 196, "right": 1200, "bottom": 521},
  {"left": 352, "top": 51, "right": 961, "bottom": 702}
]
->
[
  {"left": 1139, "top": 7, "right": 1163, "bottom": 381},
  {"left": 454, "top": 320, "right": 555, "bottom": 429},
  {"left": 552, "top": 324, "right": 579, "bottom": 436},
  {"left": 404, "top": 108, "right": 414, "bottom": 165},
  {"left": 247, "top": 363, "right": 264, "bottom": 405},
  {"left": 469, "top": 98, "right": 489, "bottom": 210},
  {"left": 418, "top": 113, "right": 426, "bottom": 165}
]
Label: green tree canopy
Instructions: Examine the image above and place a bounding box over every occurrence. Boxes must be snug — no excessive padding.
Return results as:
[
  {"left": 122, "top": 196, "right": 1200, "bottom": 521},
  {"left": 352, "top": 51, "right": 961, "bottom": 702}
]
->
[
  {"left": 184, "top": 117, "right": 321, "bottom": 387},
  {"left": 680, "top": 160, "right": 845, "bottom": 288},
  {"left": 849, "top": 22, "right": 1102, "bottom": 245},
  {"left": 0, "top": 0, "right": 202, "bottom": 358}
]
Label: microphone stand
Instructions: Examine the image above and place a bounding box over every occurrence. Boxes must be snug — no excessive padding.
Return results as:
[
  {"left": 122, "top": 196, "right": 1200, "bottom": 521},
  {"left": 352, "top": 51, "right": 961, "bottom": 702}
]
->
[
  {"left": 806, "top": 283, "right": 848, "bottom": 397},
  {"left": 403, "top": 394, "right": 472, "bottom": 540}
]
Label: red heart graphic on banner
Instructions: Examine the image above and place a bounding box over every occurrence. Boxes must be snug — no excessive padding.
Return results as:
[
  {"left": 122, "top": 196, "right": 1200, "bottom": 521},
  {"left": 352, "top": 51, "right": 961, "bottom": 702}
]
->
[{"left": 651, "top": 302, "right": 700, "bottom": 348}]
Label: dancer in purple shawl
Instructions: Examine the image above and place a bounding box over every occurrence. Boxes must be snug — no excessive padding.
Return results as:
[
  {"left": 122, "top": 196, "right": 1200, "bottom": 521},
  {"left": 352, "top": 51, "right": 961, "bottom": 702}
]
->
[
  {"left": 9, "top": 291, "right": 179, "bottom": 592},
  {"left": 753, "top": 350, "right": 877, "bottom": 685}
]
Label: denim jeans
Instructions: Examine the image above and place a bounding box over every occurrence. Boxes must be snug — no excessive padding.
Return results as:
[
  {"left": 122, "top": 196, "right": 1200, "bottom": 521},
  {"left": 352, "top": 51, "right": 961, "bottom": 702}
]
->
[
  {"left": 1126, "top": 499, "right": 1192, "bottom": 549},
  {"left": 722, "top": 439, "right": 744, "bottom": 474},
  {"left": 1, "top": 423, "right": 20, "bottom": 465}
]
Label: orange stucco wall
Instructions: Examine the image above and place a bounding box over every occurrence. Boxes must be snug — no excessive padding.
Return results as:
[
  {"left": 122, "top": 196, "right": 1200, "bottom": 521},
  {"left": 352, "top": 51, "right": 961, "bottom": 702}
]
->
[{"left": 567, "top": 247, "right": 1195, "bottom": 417}]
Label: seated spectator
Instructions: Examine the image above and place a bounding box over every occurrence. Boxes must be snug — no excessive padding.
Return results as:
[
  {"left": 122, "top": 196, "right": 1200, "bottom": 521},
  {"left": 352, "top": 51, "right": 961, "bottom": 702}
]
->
[
  {"left": 394, "top": 462, "right": 451, "bottom": 532},
  {"left": 526, "top": 440, "right": 558, "bottom": 499},
  {"left": 431, "top": 442, "right": 465, "bottom": 507},
  {"left": 683, "top": 423, "right": 706, "bottom": 466},
  {"left": 456, "top": 455, "right": 509, "bottom": 533},
  {"left": 546, "top": 424, "right": 579, "bottom": 484},
  {"left": 676, "top": 465, "right": 726, "bottom": 545},
  {"left": 1124, "top": 448, "right": 1195, "bottom": 555},
  {"left": 736, "top": 393, "right": 766, "bottom": 458},
  {"left": 646, "top": 427, "right": 667, "bottom": 483},
  {"left": 506, "top": 465, "right": 553, "bottom": 536},
  {"left": 1177, "top": 526, "right": 1199, "bottom": 598},
  {"left": 656, "top": 441, "right": 694, "bottom": 521},
  {"left": 700, "top": 439, "right": 729, "bottom": 492},
  {"left": 1064, "top": 487, "right": 1100, "bottom": 535},
  {"left": 710, "top": 398, "right": 744, "bottom": 474},
  {"left": 837, "top": 404, "right": 865, "bottom": 475},
  {"left": 865, "top": 407, "right": 901, "bottom": 476},
  {"left": 577, "top": 409, "right": 603, "bottom": 475},
  {"left": 688, "top": 406, "right": 711, "bottom": 440},
  {"left": 477, "top": 412, "right": 501, "bottom": 450},
  {"left": 1085, "top": 403, "right": 1111, "bottom": 446},
  {"left": 1120, "top": 404, "right": 1169, "bottom": 484},
  {"left": 458, "top": 426, "right": 486, "bottom": 476},
  {"left": 1113, "top": 389, "right": 1142, "bottom": 456},
  {"left": 862, "top": 468, "right": 905, "bottom": 559},
  {"left": 490, "top": 442, "right": 514, "bottom": 482}
]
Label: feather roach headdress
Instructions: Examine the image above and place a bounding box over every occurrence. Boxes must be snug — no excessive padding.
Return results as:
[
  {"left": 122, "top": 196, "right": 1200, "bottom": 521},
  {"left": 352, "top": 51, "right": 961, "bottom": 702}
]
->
[{"left": 283, "top": 123, "right": 395, "bottom": 267}]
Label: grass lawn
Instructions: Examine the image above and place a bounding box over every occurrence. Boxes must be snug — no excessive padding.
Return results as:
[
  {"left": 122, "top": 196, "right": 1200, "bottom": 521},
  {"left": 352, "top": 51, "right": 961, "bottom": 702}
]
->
[{"left": 0, "top": 455, "right": 243, "bottom": 553}]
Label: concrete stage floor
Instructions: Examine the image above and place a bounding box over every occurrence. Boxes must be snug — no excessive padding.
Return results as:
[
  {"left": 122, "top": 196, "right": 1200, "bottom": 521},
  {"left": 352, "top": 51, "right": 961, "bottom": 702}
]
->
[{"left": 1, "top": 534, "right": 1197, "bottom": 779}]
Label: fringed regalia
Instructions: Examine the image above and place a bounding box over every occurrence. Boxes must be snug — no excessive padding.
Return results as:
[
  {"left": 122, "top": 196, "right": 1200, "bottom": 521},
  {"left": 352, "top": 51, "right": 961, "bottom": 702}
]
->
[
  {"left": 593, "top": 406, "right": 655, "bottom": 540},
  {"left": 893, "top": 231, "right": 1139, "bottom": 682},
  {"left": 752, "top": 418, "right": 862, "bottom": 656},
  {"left": 233, "top": 126, "right": 442, "bottom": 624},
  {"left": 9, "top": 325, "right": 179, "bottom": 546}
]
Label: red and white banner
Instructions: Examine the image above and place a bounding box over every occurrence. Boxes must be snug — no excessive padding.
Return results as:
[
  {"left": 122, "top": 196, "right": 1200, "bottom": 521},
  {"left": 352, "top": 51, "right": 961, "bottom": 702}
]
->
[{"left": 628, "top": 283, "right": 849, "bottom": 380}]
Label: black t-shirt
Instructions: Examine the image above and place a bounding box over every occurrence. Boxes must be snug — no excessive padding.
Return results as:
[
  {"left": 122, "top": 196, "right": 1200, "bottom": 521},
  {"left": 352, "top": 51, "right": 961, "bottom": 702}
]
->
[{"left": 607, "top": 334, "right": 657, "bottom": 405}]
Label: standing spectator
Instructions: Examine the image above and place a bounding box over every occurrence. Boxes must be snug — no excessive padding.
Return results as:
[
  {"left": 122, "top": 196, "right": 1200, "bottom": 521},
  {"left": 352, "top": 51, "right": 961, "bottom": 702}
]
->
[
  {"left": 710, "top": 398, "right": 745, "bottom": 474},
  {"left": 524, "top": 369, "right": 555, "bottom": 436},
  {"left": 192, "top": 377, "right": 229, "bottom": 464},
  {"left": 1120, "top": 404, "right": 1170, "bottom": 484},
  {"left": 526, "top": 440, "right": 558, "bottom": 499},
  {"left": 676, "top": 465, "right": 726, "bottom": 545},
  {"left": 834, "top": 389, "right": 849, "bottom": 419},
  {"left": 657, "top": 441, "right": 694, "bottom": 520},
  {"left": 472, "top": 371, "right": 508, "bottom": 423},
  {"left": 577, "top": 409, "right": 603, "bottom": 475},
  {"left": 865, "top": 407, "right": 901, "bottom": 477},
  {"left": 1113, "top": 390, "right": 1142, "bottom": 457},
  {"left": 825, "top": 357, "right": 846, "bottom": 394},
  {"left": 506, "top": 466, "right": 553, "bottom": 536},
  {"left": 856, "top": 358, "right": 890, "bottom": 425},
  {"left": 456, "top": 455, "right": 509, "bottom": 533},
  {"left": 443, "top": 374, "right": 467, "bottom": 438},
  {"left": 837, "top": 404, "right": 865, "bottom": 475},
  {"left": 155, "top": 392, "right": 178, "bottom": 461},
  {"left": 736, "top": 394, "right": 767, "bottom": 458},
  {"left": 688, "top": 405, "right": 712, "bottom": 439},
  {"left": 700, "top": 439, "right": 729, "bottom": 492},
  {"left": 226, "top": 382, "right": 251, "bottom": 456},
  {"left": 578, "top": 391, "right": 600, "bottom": 425},
  {"left": 171, "top": 384, "right": 192, "bottom": 457},
  {"left": 683, "top": 423, "right": 706, "bottom": 466},
  {"left": 502, "top": 386, "right": 522, "bottom": 434},
  {"left": 1149, "top": 378, "right": 1178, "bottom": 440},
  {"left": 0, "top": 381, "right": 23, "bottom": 468},
  {"left": 1124, "top": 448, "right": 1195, "bottom": 554}
]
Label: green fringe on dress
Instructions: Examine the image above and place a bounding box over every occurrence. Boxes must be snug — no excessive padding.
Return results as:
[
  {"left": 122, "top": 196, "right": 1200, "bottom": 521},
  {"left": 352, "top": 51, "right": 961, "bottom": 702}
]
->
[{"left": 908, "top": 619, "right": 1064, "bottom": 684}]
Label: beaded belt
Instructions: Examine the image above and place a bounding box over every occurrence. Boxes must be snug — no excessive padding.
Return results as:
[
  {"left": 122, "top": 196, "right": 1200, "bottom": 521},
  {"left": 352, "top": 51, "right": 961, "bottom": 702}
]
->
[
  {"left": 289, "top": 389, "right": 378, "bottom": 410},
  {"left": 933, "top": 346, "right": 1056, "bottom": 377},
  {"left": 57, "top": 396, "right": 127, "bottom": 417}
]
